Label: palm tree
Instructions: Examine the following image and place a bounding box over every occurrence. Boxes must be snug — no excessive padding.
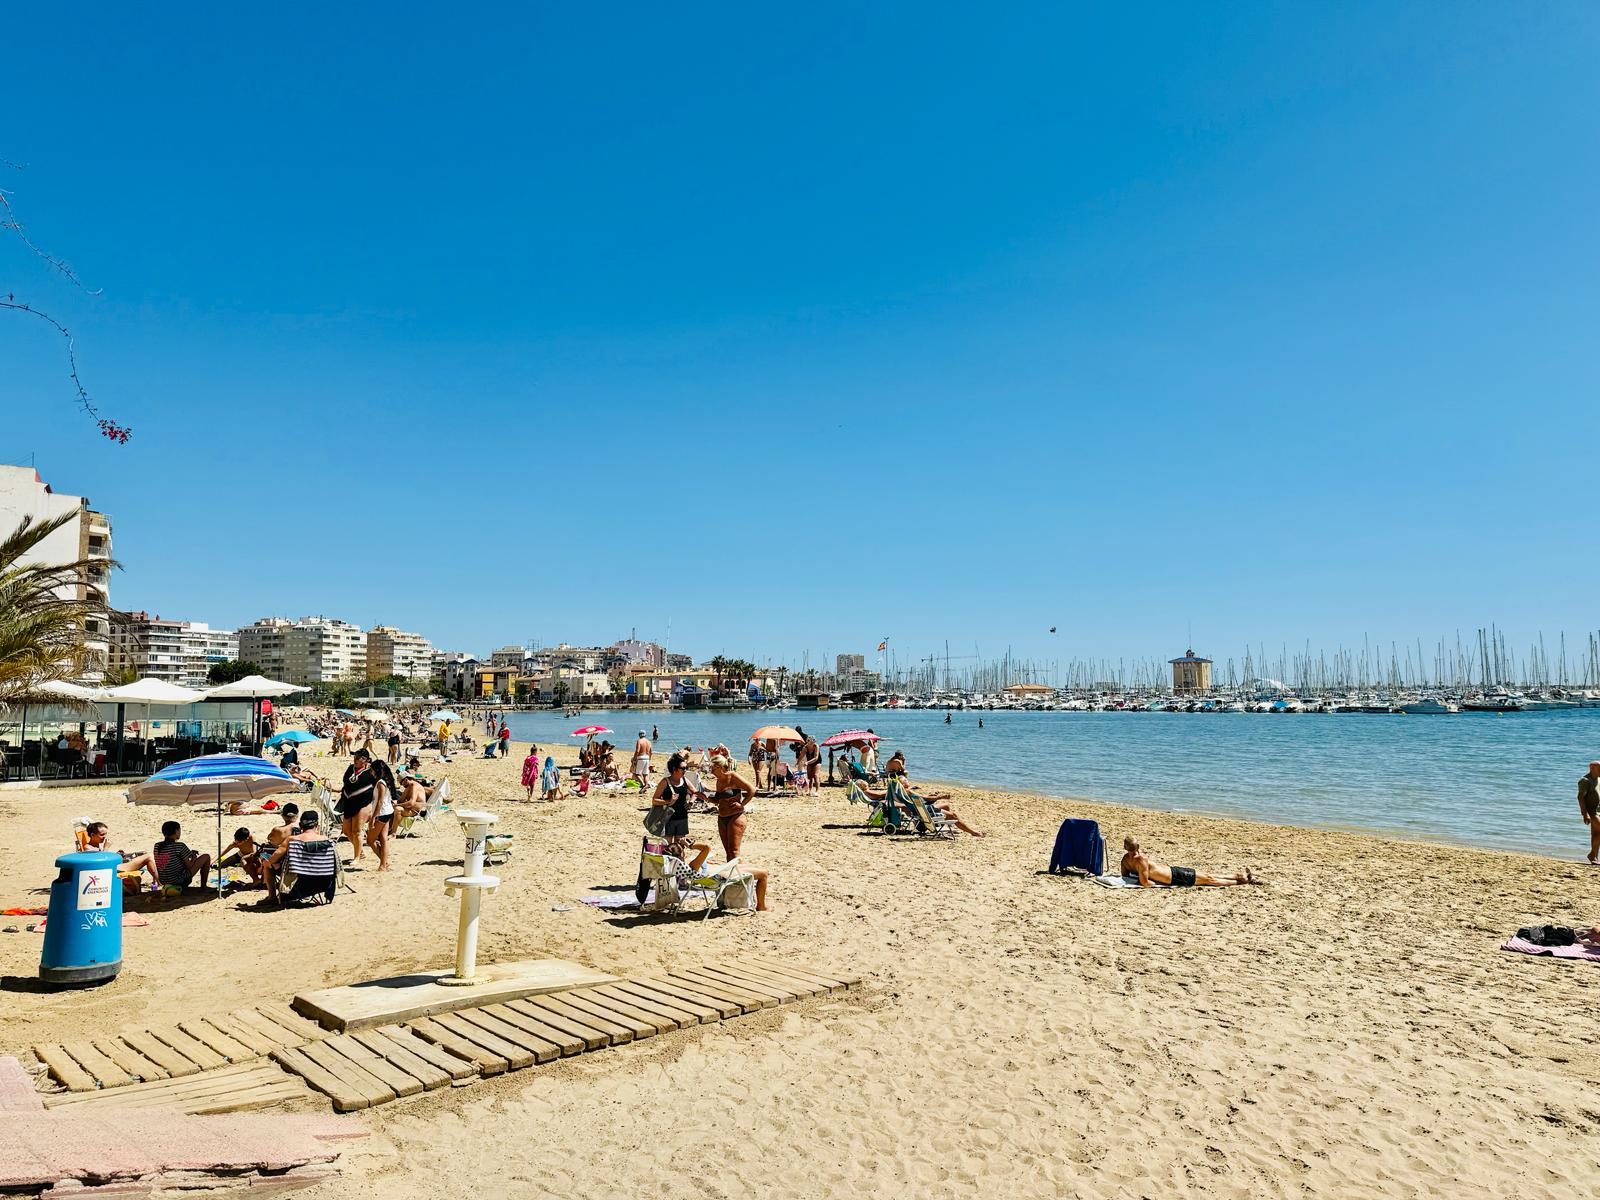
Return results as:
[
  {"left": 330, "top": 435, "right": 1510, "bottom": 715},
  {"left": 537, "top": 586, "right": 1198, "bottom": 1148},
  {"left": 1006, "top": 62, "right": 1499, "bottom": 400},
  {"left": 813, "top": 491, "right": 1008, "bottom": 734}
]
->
[
  {"left": 0, "top": 511, "right": 115, "bottom": 702},
  {"left": 709, "top": 655, "right": 728, "bottom": 691}
]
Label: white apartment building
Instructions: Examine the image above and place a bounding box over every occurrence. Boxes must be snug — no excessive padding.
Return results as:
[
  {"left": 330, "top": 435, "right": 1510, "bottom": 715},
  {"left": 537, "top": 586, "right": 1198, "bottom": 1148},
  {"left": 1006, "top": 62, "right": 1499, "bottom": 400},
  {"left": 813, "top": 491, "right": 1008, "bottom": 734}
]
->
[
  {"left": 110, "top": 613, "right": 239, "bottom": 688},
  {"left": 367, "top": 626, "right": 435, "bottom": 681},
  {"left": 238, "top": 616, "right": 366, "bottom": 685},
  {"left": 0, "top": 464, "right": 114, "bottom": 680}
]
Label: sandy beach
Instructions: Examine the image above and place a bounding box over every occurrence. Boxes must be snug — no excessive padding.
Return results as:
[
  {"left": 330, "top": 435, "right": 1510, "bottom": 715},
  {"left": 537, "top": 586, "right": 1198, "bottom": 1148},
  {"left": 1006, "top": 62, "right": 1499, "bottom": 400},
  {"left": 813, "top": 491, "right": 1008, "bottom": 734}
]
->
[{"left": 5, "top": 733, "right": 1600, "bottom": 1198}]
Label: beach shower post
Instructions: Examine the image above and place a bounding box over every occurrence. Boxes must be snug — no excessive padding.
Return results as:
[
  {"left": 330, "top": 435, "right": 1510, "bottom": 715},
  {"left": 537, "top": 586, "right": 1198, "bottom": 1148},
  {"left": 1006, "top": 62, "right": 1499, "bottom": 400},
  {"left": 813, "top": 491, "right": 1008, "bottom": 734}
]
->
[{"left": 441, "top": 809, "right": 500, "bottom": 986}]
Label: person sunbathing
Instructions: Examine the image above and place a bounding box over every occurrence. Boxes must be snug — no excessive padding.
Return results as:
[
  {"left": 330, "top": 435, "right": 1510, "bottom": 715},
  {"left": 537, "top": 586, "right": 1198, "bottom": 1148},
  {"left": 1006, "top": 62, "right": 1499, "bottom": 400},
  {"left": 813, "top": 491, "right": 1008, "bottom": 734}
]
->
[
  {"left": 856, "top": 777, "right": 985, "bottom": 836},
  {"left": 1119, "top": 837, "right": 1258, "bottom": 887},
  {"left": 82, "top": 821, "right": 157, "bottom": 885}
]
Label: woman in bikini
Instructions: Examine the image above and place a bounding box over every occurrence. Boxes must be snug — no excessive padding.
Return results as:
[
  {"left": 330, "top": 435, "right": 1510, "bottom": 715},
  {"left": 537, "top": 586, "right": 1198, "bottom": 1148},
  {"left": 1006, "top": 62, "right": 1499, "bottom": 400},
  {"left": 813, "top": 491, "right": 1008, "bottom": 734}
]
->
[{"left": 708, "top": 754, "right": 756, "bottom": 859}]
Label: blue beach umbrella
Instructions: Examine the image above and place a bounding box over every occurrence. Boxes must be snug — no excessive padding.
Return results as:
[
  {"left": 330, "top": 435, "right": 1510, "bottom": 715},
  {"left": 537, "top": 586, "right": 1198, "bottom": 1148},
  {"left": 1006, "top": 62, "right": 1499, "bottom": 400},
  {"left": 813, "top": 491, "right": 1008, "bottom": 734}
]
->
[
  {"left": 265, "top": 730, "right": 319, "bottom": 748},
  {"left": 428, "top": 709, "right": 462, "bottom": 722},
  {"left": 127, "top": 753, "right": 299, "bottom": 895}
]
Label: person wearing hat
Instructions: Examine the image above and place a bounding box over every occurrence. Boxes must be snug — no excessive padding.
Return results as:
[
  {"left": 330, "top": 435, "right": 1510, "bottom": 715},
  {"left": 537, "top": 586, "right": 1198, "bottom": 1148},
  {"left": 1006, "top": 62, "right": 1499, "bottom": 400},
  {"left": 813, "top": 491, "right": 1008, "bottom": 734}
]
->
[
  {"left": 632, "top": 729, "right": 653, "bottom": 787},
  {"left": 337, "top": 747, "right": 381, "bottom": 866}
]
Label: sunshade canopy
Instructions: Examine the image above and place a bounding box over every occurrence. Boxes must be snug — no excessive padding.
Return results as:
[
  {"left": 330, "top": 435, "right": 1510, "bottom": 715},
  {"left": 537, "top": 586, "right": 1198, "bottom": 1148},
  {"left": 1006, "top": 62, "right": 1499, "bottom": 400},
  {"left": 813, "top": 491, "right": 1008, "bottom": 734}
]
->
[
  {"left": 106, "top": 678, "right": 207, "bottom": 705},
  {"left": 203, "top": 675, "right": 303, "bottom": 700},
  {"left": 126, "top": 753, "right": 298, "bottom": 806},
  {"left": 751, "top": 725, "right": 802, "bottom": 742},
  {"left": 821, "top": 729, "right": 881, "bottom": 747}
]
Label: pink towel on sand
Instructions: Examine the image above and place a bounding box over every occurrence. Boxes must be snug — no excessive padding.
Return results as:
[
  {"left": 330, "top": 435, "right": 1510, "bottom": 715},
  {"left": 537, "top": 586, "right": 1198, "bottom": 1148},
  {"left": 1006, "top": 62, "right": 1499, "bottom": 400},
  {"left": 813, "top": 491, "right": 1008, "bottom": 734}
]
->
[
  {"left": 1501, "top": 936, "right": 1600, "bottom": 961},
  {"left": 34, "top": 913, "right": 150, "bottom": 933}
]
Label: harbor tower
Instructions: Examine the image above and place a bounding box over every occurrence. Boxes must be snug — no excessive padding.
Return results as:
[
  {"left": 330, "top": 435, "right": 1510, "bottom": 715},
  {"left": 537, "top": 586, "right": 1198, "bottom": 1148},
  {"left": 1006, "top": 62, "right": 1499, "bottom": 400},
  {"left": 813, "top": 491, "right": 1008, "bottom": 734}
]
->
[{"left": 1170, "top": 649, "right": 1213, "bottom": 695}]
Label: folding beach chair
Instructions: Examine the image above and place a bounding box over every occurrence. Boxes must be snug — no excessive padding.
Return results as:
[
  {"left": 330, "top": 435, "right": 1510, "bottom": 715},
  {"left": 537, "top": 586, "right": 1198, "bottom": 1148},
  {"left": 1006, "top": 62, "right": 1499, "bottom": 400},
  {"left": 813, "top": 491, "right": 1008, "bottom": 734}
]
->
[
  {"left": 278, "top": 837, "right": 345, "bottom": 905},
  {"left": 637, "top": 843, "right": 754, "bottom": 918},
  {"left": 886, "top": 778, "right": 954, "bottom": 838}
]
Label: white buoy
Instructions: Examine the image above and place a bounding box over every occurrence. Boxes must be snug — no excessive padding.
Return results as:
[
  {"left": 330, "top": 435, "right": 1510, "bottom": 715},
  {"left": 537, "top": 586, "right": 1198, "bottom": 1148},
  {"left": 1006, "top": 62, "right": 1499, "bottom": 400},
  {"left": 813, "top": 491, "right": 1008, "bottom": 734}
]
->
[{"left": 440, "top": 809, "right": 500, "bottom": 986}]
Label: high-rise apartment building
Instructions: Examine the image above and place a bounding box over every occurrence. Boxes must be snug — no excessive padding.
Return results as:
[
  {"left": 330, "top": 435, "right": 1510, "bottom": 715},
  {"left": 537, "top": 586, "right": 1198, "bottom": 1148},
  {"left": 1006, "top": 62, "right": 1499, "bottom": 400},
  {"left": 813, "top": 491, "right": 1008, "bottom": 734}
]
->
[
  {"left": 237, "top": 616, "right": 366, "bottom": 685},
  {"left": 836, "top": 653, "right": 866, "bottom": 674},
  {"left": 367, "top": 626, "right": 435, "bottom": 681},
  {"left": 0, "top": 465, "right": 113, "bottom": 680},
  {"left": 110, "top": 613, "right": 238, "bottom": 688}
]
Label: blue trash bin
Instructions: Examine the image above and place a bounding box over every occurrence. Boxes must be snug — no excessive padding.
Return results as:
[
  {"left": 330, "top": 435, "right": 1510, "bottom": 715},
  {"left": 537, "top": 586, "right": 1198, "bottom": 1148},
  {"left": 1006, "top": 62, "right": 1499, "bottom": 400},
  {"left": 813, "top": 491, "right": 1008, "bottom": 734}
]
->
[{"left": 39, "top": 850, "right": 123, "bottom": 985}]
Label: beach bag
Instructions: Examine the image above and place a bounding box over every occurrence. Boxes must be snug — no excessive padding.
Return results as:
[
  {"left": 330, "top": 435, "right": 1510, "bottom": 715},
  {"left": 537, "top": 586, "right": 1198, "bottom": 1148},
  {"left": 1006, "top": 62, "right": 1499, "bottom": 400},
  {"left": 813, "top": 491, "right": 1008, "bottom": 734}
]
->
[
  {"left": 718, "top": 873, "right": 757, "bottom": 911},
  {"left": 643, "top": 804, "right": 672, "bottom": 836}
]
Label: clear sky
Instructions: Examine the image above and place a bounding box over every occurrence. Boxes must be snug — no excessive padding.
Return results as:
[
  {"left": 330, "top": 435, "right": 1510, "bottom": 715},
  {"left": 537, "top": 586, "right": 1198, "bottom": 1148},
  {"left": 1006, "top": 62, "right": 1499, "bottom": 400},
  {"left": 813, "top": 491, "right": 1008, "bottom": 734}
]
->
[{"left": 4, "top": 3, "right": 1598, "bottom": 676}]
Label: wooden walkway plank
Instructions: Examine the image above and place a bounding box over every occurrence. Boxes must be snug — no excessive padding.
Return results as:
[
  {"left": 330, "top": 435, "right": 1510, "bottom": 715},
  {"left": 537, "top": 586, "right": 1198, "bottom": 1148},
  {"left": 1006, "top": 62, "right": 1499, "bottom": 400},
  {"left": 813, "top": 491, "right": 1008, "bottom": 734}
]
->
[
  {"left": 46, "top": 1064, "right": 278, "bottom": 1108},
  {"left": 205, "top": 1012, "right": 278, "bottom": 1056},
  {"left": 408, "top": 1016, "right": 509, "bottom": 1076},
  {"left": 179, "top": 1018, "right": 254, "bottom": 1063},
  {"left": 33, "top": 1044, "right": 99, "bottom": 1092},
  {"left": 568, "top": 989, "right": 675, "bottom": 1036},
  {"left": 187, "top": 1078, "right": 312, "bottom": 1114},
  {"left": 742, "top": 956, "right": 859, "bottom": 990},
  {"left": 326, "top": 1033, "right": 424, "bottom": 1098},
  {"left": 273, "top": 1045, "right": 369, "bottom": 1112},
  {"left": 117, "top": 1030, "right": 200, "bottom": 1078},
  {"left": 375, "top": 1027, "right": 478, "bottom": 1082},
  {"left": 61, "top": 1041, "right": 135, "bottom": 1089},
  {"left": 609, "top": 980, "right": 719, "bottom": 1024},
  {"left": 721, "top": 959, "right": 835, "bottom": 996},
  {"left": 255, "top": 1004, "right": 328, "bottom": 1043},
  {"left": 506, "top": 999, "right": 608, "bottom": 1050},
  {"left": 481, "top": 1003, "right": 584, "bottom": 1057},
  {"left": 146, "top": 1023, "right": 228, "bottom": 1071},
  {"left": 669, "top": 969, "right": 777, "bottom": 1010},
  {"left": 228, "top": 1008, "right": 290, "bottom": 1049},
  {"left": 519, "top": 995, "right": 631, "bottom": 1046},
  {"left": 631, "top": 974, "right": 744, "bottom": 1018},
  {"left": 432, "top": 1011, "right": 535, "bottom": 1070},
  {"left": 297, "top": 1038, "right": 396, "bottom": 1107},
  {"left": 593, "top": 984, "right": 701, "bottom": 1029},
  {"left": 690, "top": 964, "right": 799, "bottom": 1003},
  {"left": 350, "top": 1029, "right": 451, "bottom": 1090},
  {"left": 454, "top": 1008, "right": 560, "bottom": 1063},
  {"left": 93, "top": 1038, "right": 167, "bottom": 1083}
]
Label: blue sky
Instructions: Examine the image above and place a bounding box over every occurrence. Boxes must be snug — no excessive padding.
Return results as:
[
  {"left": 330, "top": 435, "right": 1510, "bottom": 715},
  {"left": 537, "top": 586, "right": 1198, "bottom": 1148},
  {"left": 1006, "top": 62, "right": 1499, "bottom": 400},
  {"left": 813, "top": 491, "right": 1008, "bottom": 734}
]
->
[{"left": 4, "top": 3, "right": 1598, "bottom": 676}]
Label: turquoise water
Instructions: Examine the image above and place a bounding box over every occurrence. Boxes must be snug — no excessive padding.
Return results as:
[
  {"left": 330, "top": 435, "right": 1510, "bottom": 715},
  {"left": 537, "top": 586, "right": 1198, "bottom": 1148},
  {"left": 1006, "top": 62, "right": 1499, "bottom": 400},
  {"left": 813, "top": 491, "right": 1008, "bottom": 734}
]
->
[{"left": 502, "top": 708, "right": 1600, "bottom": 859}]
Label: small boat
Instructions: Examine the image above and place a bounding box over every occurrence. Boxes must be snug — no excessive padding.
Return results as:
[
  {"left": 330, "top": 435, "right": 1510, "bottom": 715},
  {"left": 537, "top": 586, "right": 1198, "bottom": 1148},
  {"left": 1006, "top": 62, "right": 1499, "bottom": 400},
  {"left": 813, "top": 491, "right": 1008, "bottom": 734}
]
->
[
  {"left": 1398, "top": 697, "right": 1457, "bottom": 715},
  {"left": 1461, "top": 689, "right": 1524, "bottom": 713}
]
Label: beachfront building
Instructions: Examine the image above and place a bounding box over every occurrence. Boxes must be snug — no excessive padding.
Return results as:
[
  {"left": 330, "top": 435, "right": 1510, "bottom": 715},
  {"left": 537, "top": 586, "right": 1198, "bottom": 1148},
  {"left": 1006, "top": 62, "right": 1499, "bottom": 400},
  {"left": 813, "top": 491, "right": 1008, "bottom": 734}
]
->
[
  {"left": 1002, "top": 682, "right": 1057, "bottom": 702},
  {"left": 238, "top": 616, "right": 367, "bottom": 685},
  {"left": 0, "top": 464, "right": 114, "bottom": 680},
  {"left": 440, "top": 655, "right": 479, "bottom": 698},
  {"left": 611, "top": 638, "right": 666, "bottom": 668},
  {"left": 366, "top": 626, "right": 434, "bottom": 681},
  {"left": 109, "top": 612, "right": 238, "bottom": 688},
  {"left": 1170, "top": 649, "right": 1214, "bottom": 694},
  {"left": 836, "top": 653, "right": 866, "bottom": 673}
]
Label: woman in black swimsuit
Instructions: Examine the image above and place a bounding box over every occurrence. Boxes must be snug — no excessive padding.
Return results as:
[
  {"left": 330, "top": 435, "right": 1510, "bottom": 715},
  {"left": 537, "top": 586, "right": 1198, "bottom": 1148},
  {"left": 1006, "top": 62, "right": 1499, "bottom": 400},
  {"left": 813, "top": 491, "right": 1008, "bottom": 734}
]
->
[
  {"left": 708, "top": 754, "right": 755, "bottom": 859},
  {"left": 337, "top": 749, "right": 379, "bottom": 865},
  {"left": 649, "top": 754, "right": 710, "bottom": 868}
]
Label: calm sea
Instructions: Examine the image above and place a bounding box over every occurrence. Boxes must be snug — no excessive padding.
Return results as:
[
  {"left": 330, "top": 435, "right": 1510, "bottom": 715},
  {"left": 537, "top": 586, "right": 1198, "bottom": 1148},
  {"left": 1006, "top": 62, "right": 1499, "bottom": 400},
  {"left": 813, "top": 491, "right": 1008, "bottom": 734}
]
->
[{"left": 501, "top": 708, "right": 1600, "bottom": 859}]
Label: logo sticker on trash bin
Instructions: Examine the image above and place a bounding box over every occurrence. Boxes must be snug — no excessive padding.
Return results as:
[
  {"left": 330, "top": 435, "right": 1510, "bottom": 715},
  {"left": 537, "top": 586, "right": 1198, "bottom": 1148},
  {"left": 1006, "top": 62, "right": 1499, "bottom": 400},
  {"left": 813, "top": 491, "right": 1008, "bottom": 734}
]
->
[{"left": 78, "top": 868, "right": 113, "bottom": 910}]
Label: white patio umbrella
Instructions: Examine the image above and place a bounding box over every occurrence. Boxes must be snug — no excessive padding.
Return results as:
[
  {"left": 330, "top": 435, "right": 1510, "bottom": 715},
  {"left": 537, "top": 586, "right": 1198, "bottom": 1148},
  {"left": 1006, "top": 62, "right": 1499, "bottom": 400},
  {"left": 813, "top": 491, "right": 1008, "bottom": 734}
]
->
[
  {"left": 105, "top": 678, "right": 208, "bottom": 774},
  {"left": 203, "top": 675, "right": 304, "bottom": 748}
]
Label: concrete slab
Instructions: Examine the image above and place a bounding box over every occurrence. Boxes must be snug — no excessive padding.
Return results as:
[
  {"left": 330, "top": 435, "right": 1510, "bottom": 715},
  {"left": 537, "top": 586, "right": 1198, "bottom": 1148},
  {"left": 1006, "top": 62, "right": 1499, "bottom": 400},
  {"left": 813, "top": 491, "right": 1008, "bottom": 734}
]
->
[
  {"left": 291, "top": 958, "right": 619, "bottom": 1032},
  {"left": 0, "top": 1056, "right": 44, "bottom": 1113}
]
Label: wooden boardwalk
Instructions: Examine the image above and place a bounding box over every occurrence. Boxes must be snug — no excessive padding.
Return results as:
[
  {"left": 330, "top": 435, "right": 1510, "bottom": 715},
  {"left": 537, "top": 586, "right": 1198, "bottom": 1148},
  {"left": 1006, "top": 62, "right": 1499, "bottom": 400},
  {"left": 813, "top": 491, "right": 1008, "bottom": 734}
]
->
[
  {"left": 274, "top": 957, "right": 859, "bottom": 1112},
  {"left": 32, "top": 1003, "right": 327, "bottom": 1095},
  {"left": 29, "top": 958, "right": 859, "bottom": 1115}
]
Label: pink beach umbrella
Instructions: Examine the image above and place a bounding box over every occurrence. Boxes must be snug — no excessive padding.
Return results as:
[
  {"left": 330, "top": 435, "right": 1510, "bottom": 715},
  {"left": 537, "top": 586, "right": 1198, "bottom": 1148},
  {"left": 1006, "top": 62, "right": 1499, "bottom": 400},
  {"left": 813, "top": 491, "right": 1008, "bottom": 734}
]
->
[
  {"left": 821, "top": 729, "right": 880, "bottom": 747},
  {"left": 570, "top": 725, "right": 613, "bottom": 738}
]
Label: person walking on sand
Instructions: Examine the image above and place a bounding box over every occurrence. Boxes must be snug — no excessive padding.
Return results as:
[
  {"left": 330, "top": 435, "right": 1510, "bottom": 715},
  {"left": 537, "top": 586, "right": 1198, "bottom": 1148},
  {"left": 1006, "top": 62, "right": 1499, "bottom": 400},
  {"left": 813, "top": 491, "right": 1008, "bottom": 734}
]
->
[
  {"left": 1119, "top": 837, "right": 1258, "bottom": 887},
  {"left": 498, "top": 723, "right": 511, "bottom": 758},
  {"left": 522, "top": 745, "right": 541, "bottom": 801},
  {"left": 1579, "top": 761, "right": 1600, "bottom": 864},
  {"left": 633, "top": 729, "right": 653, "bottom": 786}
]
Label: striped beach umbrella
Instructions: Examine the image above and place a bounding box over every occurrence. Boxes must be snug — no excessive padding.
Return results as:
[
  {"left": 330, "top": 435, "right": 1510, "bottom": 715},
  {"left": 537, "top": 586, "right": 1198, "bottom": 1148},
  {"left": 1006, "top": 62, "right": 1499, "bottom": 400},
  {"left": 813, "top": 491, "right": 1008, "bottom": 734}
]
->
[{"left": 128, "top": 753, "right": 299, "bottom": 895}]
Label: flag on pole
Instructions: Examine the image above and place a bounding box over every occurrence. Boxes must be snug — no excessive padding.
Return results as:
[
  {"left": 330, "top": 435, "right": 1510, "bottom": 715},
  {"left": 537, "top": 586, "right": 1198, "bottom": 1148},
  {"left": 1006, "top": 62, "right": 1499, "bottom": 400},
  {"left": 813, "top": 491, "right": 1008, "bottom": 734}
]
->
[{"left": 877, "top": 640, "right": 887, "bottom": 652}]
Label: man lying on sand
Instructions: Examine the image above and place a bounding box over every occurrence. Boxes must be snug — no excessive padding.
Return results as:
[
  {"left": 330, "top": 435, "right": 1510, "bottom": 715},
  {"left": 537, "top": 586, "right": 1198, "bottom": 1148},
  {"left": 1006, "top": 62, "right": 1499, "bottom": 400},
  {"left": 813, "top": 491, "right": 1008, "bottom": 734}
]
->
[{"left": 1120, "top": 836, "right": 1258, "bottom": 887}]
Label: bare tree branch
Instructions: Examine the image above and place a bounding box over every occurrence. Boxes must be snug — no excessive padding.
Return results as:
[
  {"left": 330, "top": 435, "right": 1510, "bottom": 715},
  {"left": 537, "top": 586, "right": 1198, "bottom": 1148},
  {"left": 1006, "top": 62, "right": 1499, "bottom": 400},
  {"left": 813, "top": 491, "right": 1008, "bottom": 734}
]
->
[{"left": 0, "top": 189, "right": 99, "bottom": 293}]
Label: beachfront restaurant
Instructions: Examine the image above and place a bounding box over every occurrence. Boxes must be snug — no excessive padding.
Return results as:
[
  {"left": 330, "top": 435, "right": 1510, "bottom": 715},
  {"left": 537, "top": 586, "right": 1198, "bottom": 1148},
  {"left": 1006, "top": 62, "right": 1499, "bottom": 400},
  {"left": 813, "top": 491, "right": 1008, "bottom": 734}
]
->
[{"left": 1, "top": 693, "right": 293, "bottom": 782}]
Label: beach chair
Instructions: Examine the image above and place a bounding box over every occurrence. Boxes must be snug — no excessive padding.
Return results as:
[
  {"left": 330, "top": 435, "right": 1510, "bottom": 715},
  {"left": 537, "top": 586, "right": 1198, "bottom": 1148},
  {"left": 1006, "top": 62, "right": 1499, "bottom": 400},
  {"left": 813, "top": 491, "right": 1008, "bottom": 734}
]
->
[
  {"left": 886, "top": 778, "right": 954, "bottom": 838},
  {"left": 637, "top": 843, "right": 753, "bottom": 918},
  {"left": 845, "top": 780, "right": 889, "bottom": 829},
  {"left": 1048, "top": 818, "right": 1105, "bottom": 876},
  {"left": 279, "top": 838, "right": 342, "bottom": 905},
  {"left": 397, "top": 777, "right": 452, "bottom": 838}
]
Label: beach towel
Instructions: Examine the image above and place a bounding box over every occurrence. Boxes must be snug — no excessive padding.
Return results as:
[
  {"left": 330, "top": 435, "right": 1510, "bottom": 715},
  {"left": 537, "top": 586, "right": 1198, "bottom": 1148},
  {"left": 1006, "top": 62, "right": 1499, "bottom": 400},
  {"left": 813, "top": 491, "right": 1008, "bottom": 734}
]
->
[
  {"left": 521, "top": 756, "right": 540, "bottom": 788},
  {"left": 1501, "top": 936, "right": 1600, "bottom": 962},
  {"left": 1048, "top": 818, "right": 1105, "bottom": 876},
  {"left": 1090, "top": 873, "right": 1166, "bottom": 889},
  {"left": 579, "top": 893, "right": 640, "bottom": 910}
]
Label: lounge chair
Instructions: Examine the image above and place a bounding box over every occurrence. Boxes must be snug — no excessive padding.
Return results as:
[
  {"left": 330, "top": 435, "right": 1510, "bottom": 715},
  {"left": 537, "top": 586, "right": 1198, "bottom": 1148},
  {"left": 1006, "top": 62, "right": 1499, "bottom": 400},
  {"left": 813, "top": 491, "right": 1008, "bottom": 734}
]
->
[
  {"left": 885, "top": 778, "right": 954, "bottom": 838},
  {"left": 396, "top": 777, "right": 452, "bottom": 838},
  {"left": 637, "top": 843, "right": 754, "bottom": 918}
]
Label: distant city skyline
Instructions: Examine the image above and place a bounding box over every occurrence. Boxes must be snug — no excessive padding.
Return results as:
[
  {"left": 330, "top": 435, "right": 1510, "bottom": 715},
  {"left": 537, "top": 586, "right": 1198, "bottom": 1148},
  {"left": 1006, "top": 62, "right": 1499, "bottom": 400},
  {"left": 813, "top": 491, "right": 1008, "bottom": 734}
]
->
[{"left": 6, "top": 6, "right": 1597, "bottom": 666}]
